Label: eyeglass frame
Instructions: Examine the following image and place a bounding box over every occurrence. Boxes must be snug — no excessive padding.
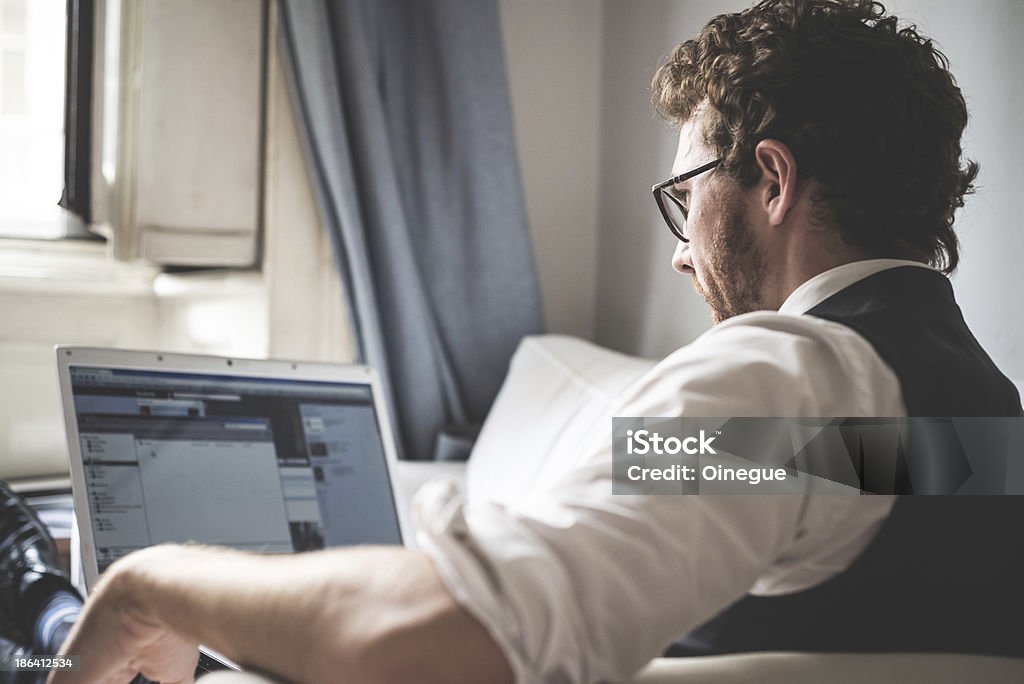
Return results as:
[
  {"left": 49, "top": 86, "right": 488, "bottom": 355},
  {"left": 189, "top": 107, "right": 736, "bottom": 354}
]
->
[{"left": 651, "top": 158, "right": 722, "bottom": 243}]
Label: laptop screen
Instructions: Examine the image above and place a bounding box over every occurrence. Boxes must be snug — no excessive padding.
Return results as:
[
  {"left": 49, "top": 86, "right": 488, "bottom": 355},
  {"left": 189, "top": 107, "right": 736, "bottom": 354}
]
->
[{"left": 68, "top": 365, "right": 402, "bottom": 572}]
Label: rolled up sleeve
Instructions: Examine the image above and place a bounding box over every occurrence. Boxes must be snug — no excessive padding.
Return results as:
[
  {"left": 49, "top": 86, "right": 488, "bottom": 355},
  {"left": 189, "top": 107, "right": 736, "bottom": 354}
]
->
[{"left": 414, "top": 470, "right": 808, "bottom": 683}]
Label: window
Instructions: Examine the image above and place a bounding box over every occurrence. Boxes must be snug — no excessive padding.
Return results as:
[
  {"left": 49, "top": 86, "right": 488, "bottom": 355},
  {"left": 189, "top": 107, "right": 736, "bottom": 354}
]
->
[{"left": 0, "top": 0, "right": 79, "bottom": 239}]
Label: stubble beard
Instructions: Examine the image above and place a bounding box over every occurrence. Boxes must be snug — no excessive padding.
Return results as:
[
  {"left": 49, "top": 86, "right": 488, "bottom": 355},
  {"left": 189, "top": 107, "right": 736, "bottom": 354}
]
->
[{"left": 691, "top": 191, "right": 768, "bottom": 324}]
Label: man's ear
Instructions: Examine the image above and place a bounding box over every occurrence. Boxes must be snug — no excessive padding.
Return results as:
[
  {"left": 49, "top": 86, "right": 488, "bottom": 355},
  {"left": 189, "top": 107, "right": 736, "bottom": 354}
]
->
[{"left": 753, "top": 139, "right": 799, "bottom": 227}]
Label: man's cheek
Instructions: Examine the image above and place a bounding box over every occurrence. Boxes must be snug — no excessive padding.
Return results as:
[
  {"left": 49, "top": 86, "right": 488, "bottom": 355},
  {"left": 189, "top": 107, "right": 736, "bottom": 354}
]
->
[{"left": 690, "top": 270, "right": 706, "bottom": 296}]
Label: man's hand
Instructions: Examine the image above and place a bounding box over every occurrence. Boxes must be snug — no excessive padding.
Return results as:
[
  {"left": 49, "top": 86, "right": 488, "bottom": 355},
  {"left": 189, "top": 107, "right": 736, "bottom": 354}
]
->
[{"left": 48, "top": 549, "right": 199, "bottom": 684}]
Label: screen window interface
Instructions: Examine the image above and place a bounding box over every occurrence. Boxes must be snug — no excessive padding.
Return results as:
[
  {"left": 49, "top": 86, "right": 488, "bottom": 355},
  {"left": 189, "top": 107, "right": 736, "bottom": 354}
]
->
[{"left": 70, "top": 367, "right": 402, "bottom": 572}]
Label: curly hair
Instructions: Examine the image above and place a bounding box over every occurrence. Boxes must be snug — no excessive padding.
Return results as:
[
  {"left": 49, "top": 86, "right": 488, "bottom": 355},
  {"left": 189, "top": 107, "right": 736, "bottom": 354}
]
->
[{"left": 651, "top": 0, "right": 977, "bottom": 273}]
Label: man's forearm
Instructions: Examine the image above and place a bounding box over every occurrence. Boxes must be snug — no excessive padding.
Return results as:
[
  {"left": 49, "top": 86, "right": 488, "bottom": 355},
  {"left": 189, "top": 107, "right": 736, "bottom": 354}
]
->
[{"left": 58, "top": 544, "right": 512, "bottom": 684}]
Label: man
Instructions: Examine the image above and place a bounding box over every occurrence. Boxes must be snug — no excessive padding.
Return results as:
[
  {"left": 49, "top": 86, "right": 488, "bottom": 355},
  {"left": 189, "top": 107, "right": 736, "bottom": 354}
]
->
[{"left": 46, "top": 0, "right": 1023, "bottom": 682}]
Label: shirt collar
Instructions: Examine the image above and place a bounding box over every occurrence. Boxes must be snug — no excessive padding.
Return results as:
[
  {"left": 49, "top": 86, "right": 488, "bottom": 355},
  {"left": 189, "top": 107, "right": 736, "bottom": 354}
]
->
[{"left": 779, "top": 259, "right": 938, "bottom": 315}]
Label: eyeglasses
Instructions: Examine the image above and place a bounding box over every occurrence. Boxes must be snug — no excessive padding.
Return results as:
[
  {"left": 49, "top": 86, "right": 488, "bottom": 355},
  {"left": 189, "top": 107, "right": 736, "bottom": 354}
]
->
[{"left": 652, "top": 158, "right": 721, "bottom": 243}]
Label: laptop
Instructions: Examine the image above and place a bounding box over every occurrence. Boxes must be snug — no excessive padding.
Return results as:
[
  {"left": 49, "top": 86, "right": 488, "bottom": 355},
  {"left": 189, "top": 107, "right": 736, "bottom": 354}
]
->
[{"left": 55, "top": 346, "right": 411, "bottom": 676}]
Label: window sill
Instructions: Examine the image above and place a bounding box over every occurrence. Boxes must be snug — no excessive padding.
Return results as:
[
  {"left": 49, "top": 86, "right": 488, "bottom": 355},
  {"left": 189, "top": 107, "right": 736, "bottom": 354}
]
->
[
  {"left": 153, "top": 269, "right": 265, "bottom": 300},
  {"left": 0, "top": 238, "right": 158, "bottom": 296}
]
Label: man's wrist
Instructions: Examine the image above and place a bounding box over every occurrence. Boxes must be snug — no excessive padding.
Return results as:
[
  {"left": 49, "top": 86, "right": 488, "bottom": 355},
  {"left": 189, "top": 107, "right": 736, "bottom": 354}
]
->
[{"left": 99, "top": 544, "right": 185, "bottom": 627}]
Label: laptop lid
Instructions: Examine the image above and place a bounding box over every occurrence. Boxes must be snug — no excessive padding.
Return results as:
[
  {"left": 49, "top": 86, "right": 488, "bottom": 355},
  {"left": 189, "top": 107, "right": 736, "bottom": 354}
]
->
[{"left": 56, "top": 346, "right": 411, "bottom": 593}]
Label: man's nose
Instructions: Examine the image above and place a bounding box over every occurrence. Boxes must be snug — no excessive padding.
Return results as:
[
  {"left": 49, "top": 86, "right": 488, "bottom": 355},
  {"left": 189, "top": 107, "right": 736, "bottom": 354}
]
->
[{"left": 672, "top": 241, "right": 693, "bottom": 274}]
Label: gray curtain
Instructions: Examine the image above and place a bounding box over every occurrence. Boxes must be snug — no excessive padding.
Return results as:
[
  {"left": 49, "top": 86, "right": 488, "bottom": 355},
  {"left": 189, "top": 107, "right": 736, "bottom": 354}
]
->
[{"left": 277, "top": 0, "right": 544, "bottom": 460}]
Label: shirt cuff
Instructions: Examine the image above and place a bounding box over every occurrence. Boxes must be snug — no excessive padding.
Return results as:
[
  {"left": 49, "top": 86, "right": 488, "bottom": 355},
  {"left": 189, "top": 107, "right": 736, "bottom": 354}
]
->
[{"left": 412, "top": 476, "right": 540, "bottom": 684}]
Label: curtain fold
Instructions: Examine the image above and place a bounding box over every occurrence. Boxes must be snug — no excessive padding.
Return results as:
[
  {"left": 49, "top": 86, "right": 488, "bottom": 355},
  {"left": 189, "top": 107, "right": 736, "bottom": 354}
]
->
[{"left": 277, "top": 0, "right": 544, "bottom": 460}]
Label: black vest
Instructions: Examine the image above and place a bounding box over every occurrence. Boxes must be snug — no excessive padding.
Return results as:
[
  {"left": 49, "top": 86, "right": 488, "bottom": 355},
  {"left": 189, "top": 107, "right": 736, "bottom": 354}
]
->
[{"left": 669, "top": 266, "right": 1024, "bottom": 658}]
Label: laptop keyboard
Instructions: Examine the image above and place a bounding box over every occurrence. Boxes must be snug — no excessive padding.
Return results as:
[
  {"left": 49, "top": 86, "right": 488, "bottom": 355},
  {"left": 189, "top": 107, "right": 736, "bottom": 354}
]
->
[
  {"left": 128, "top": 650, "right": 231, "bottom": 683},
  {"left": 196, "top": 650, "right": 232, "bottom": 674}
]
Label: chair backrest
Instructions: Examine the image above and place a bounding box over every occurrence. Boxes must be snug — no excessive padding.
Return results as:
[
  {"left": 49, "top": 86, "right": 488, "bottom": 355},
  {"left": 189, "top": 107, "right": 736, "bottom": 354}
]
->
[{"left": 467, "top": 334, "right": 656, "bottom": 506}]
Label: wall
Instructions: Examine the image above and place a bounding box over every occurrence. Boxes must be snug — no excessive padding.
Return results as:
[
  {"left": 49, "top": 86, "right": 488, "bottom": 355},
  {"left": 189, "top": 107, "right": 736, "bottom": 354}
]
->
[
  {"left": 499, "top": 0, "right": 602, "bottom": 339},
  {"left": 262, "top": 5, "right": 355, "bottom": 365},
  {"left": 0, "top": 244, "right": 159, "bottom": 482}
]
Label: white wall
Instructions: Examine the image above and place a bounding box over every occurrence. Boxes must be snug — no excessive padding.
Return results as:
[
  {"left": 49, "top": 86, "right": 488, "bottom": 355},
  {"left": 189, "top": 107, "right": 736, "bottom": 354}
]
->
[
  {"left": 263, "top": 5, "right": 355, "bottom": 364},
  {"left": 0, "top": 245, "right": 159, "bottom": 481},
  {"left": 499, "top": 0, "right": 603, "bottom": 339}
]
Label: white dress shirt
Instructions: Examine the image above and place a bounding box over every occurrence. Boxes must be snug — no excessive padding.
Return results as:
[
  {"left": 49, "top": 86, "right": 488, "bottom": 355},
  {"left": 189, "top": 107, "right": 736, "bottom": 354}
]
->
[{"left": 414, "top": 260, "right": 931, "bottom": 684}]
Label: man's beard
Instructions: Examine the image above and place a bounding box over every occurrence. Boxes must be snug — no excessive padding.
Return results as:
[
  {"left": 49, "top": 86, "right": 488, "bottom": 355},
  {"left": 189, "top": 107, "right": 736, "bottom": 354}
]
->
[{"left": 691, "top": 192, "right": 768, "bottom": 324}]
